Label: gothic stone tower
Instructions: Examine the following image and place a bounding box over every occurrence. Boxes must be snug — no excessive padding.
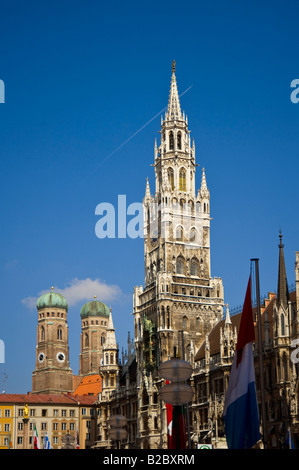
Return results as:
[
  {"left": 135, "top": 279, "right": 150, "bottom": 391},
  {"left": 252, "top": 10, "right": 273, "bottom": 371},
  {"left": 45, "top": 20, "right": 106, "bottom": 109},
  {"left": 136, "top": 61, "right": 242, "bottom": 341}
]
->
[
  {"left": 32, "top": 288, "right": 73, "bottom": 394},
  {"left": 133, "top": 62, "right": 224, "bottom": 448}
]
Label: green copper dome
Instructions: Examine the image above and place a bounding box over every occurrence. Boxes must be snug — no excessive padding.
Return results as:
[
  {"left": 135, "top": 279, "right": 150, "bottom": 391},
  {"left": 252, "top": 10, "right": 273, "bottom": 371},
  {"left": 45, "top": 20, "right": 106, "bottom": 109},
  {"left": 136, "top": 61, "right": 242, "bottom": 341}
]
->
[
  {"left": 80, "top": 299, "right": 110, "bottom": 319},
  {"left": 36, "top": 290, "right": 68, "bottom": 311}
]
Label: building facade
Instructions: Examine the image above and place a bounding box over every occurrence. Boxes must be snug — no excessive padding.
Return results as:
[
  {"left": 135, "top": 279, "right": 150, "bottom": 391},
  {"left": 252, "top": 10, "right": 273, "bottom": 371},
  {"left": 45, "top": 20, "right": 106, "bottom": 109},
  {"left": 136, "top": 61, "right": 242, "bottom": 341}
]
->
[
  {"left": 193, "top": 237, "right": 299, "bottom": 449},
  {"left": 0, "top": 393, "right": 97, "bottom": 449}
]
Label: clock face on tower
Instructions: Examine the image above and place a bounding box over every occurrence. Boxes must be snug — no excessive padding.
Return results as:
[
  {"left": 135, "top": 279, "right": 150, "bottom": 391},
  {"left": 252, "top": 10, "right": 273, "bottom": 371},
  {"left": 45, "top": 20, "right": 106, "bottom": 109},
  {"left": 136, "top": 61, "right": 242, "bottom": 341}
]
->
[
  {"left": 56, "top": 352, "right": 66, "bottom": 363},
  {"left": 38, "top": 352, "right": 45, "bottom": 363}
]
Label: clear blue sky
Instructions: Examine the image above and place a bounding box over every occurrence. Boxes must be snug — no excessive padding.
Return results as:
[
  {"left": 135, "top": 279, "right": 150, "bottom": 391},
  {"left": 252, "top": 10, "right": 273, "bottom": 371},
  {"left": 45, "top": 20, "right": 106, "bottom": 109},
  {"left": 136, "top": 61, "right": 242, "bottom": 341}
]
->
[{"left": 0, "top": 0, "right": 299, "bottom": 393}]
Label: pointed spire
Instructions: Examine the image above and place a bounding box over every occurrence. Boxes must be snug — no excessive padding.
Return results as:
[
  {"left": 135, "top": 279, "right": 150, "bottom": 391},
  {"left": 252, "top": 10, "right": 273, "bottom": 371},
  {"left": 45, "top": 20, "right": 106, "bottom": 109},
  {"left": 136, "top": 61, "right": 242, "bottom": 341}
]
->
[
  {"left": 105, "top": 309, "right": 117, "bottom": 350},
  {"left": 166, "top": 60, "right": 182, "bottom": 121},
  {"left": 225, "top": 304, "right": 232, "bottom": 325},
  {"left": 277, "top": 232, "right": 289, "bottom": 307},
  {"left": 201, "top": 168, "right": 208, "bottom": 190},
  {"left": 200, "top": 167, "right": 210, "bottom": 200},
  {"left": 145, "top": 177, "right": 151, "bottom": 198}
]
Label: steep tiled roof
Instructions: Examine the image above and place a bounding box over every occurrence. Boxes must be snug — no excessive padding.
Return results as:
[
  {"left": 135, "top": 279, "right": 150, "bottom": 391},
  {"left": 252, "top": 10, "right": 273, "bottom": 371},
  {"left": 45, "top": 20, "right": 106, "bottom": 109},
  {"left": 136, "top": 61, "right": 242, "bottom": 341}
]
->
[
  {"left": 72, "top": 374, "right": 102, "bottom": 396},
  {"left": 0, "top": 394, "right": 79, "bottom": 404},
  {"left": 0, "top": 392, "right": 98, "bottom": 406}
]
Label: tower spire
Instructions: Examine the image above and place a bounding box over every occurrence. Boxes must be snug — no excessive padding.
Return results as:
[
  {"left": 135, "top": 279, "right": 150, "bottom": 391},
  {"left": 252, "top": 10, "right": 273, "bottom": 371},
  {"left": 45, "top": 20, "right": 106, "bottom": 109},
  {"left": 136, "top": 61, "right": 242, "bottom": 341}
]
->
[
  {"left": 201, "top": 168, "right": 208, "bottom": 191},
  {"left": 105, "top": 309, "right": 117, "bottom": 349},
  {"left": 165, "top": 60, "right": 182, "bottom": 121},
  {"left": 277, "top": 232, "right": 289, "bottom": 307},
  {"left": 145, "top": 177, "right": 151, "bottom": 199},
  {"left": 225, "top": 304, "right": 232, "bottom": 325}
]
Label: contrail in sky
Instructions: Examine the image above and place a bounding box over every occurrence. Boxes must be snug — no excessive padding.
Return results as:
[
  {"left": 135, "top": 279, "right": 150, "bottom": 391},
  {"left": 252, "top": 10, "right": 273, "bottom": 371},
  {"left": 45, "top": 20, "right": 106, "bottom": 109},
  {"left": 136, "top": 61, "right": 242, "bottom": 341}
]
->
[{"left": 82, "top": 84, "right": 193, "bottom": 182}]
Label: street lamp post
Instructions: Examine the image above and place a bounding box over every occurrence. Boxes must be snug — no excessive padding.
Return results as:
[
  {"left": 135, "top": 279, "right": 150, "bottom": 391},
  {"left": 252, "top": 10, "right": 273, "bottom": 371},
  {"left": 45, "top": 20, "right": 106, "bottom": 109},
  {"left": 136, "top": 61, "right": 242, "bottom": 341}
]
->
[{"left": 158, "top": 358, "right": 194, "bottom": 449}]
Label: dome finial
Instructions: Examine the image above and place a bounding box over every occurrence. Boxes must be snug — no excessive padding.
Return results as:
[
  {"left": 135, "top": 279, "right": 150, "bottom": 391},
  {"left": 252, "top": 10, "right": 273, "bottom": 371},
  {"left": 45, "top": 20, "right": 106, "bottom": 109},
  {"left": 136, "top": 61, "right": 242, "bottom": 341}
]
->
[
  {"left": 94, "top": 295, "right": 97, "bottom": 299},
  {"left": 51, "top": 286, "right": 54, "bottom": 291}
]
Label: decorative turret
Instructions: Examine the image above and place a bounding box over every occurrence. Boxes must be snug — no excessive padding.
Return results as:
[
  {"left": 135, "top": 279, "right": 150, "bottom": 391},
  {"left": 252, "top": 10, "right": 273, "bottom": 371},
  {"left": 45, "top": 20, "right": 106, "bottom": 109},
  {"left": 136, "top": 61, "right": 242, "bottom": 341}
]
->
[
  {"left": 100, "top": 309, "right": 119, "bottom": 393},
  {"left": 273, "top": 232, "right": 290, "bottom": 341},
  {"left": 277, "top": 232, "right": 289, "bottom": 308}
]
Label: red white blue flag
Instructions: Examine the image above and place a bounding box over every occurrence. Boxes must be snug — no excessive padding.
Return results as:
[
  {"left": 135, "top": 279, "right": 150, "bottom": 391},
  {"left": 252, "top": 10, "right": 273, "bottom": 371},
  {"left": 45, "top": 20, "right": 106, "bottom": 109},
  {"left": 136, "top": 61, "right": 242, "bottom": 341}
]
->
[{"left": 223, "top": 276, "right": 260, "bottom": 449}]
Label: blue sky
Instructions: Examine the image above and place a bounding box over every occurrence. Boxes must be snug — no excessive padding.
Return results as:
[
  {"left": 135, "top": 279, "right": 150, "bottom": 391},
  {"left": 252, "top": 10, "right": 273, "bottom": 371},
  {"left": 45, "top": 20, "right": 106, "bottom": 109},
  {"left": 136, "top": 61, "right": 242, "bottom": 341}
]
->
[{"left": 0, "top": 0, "right": 299, "bottom": 393}]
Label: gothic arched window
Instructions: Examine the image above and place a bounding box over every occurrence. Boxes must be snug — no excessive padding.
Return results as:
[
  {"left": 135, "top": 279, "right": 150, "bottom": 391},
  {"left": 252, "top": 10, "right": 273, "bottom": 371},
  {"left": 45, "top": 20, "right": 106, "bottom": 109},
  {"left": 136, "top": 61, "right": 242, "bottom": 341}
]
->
[
  {"left": 281, "top": 314, "right": 285, "bottom": 336},
  {"left": 176, "top": 256, "right": 185, "bottom": 275},
  {"left": 168, "top": 167, "right": 174, "bottom": 190},
  {"left": 176, "top": 226, "right": 183, "bottom": 241},
  {"left": 179, "top": 168, "right": 186, "bottom": 191},
  {"left": 177, "top": 132, "right": 182, "bottom": 149},
  {"left": 169, "top": 132, "right": 174, "bottom": 150},
  {"left": 84, "top": 333, "right": 89, "bottom": 348},
  {"left": 101, "top": 333, "right": 105, "bottom": 346},
  {"left": 189, "top": 228, "right": 197, "bottom": 243},
  {"left": 182, "top": 316, "right": 188, "bottom": 330},
  {"left": 57, "top": 327, "right": 62, "bottom": 340},
  {"left": 161, "top": 306, "right": 165, "bottom": 329},
  {"left": 191, "top": 257, "right": 199, "bottom": 276},
  {"left": 41, "top": 326, "right": 45, "bottom": 341}
]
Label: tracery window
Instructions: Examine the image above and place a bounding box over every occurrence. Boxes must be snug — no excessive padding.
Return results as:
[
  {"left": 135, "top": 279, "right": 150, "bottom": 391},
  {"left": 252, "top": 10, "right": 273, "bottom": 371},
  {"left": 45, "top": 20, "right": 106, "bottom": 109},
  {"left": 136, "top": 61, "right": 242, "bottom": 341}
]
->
[
  {"left": 169, "top": 132, "right": 174, "bottom": 150},
  {"left": 176, "top": 256, "right": 185, "bottom": 275},
  {"left": 191, "top": 257, "right": 199, "bottom": 276},
  {"left": 168, "top": 167, "right": 174, "bottom": 190},
  {"left": 179, "top": 168, "right": 186, "bottom": 191},
  {"left": 177, "top": 132, "right": 182, "bottom": 149}
]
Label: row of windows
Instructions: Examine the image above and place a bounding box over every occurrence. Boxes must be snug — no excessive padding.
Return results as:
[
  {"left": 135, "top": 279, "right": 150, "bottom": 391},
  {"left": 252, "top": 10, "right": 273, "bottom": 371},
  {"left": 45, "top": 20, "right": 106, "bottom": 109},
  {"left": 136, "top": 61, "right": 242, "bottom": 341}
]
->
[
  {"left": 2, "top": 432, "right": 77, "bottom": 448},
  {"left": 162, "top": 131, "right": 182, "bottom": 151},
  {"left": 39, "top": 311, "right": 65, "bottom": 319},
  {"left": 175, "top": 226, "right": 199, "bottom": 243},
  {"left": 82, "top": 320, "right": 107, "bottom": 327},
  {"left": 2, "top": 408, "right": 76, "bottom": 418},
  {"left": 1, "top": 421, "right": 76, "bottom": 433},
  {"left": 167, "top": 167, "right": 186, "bottom": 191},
  {"left": 176, "top": 255, "right": 203, "bottom": 276}
]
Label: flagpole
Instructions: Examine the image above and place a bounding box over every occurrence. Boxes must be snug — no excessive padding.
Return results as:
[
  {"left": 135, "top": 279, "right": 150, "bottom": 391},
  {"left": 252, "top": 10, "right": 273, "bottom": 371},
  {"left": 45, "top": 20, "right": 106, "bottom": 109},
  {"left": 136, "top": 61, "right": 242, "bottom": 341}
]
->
[
  {"left": 251, "top": 258, "right": 267, "bottom": 449},
  {"left": 180, "top": 330, "right": 192, "bottom": 449}
]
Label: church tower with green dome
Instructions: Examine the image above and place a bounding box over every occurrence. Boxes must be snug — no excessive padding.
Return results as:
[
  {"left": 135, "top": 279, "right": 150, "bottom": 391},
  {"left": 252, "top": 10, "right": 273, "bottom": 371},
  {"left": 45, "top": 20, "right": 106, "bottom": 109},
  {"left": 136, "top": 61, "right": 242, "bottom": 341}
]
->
[
  {"left": 79, "top": 297, "right": 111, "bottom": 376},
  {"left": 32, "top": 287, "right": 73, "bottom": 394}
]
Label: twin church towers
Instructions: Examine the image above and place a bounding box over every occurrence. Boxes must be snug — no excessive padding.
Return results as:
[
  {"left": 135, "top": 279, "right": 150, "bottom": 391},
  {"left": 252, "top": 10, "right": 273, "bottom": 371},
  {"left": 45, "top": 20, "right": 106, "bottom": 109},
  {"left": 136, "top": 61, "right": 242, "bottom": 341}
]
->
[
  {"left": 32, "top": 62, "right": 224, "bottom": 401},
  {"left": 32, "top": 289, "right": 118, "bottom": 394}
]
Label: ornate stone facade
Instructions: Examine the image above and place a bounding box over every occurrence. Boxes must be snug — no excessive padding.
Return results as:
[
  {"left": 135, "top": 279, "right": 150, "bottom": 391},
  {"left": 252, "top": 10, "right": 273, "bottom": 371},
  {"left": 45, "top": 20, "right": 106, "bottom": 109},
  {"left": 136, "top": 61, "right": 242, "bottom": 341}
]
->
[
  {"left": 93, "top": 62, "right": 225, "bottom": 449},
  {"left": 132, "top": 61, "right": 224, "bottom": 449},
  {"left": 193, "top": 238, "right": 299, "bottom": 449}
]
